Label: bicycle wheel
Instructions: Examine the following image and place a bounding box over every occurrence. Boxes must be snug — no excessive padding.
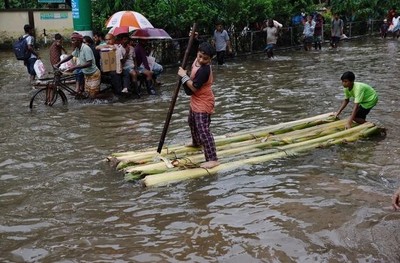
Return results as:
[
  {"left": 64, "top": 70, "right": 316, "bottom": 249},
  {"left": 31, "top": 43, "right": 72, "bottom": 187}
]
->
[
  {"left": 30, "top": 87, "right": 53, "bottom": 109},
  {"left": 29, "top": 86, "right": 67, "bottom": 109},
  {"left": 49, "top": 89, "right": 68, "bottom": 106}
]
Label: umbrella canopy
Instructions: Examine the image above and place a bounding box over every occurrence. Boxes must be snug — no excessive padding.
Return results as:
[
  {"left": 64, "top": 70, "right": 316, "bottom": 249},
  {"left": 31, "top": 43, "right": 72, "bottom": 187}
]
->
[
  {"left": 108, "top": 26, "right": 136, "bottom": 36},
  {"left": 105, "top": 11, "right": 154, "bottom": 30},
  {"left": 130, "top": 28, "right": 172, "bottom": 40}
]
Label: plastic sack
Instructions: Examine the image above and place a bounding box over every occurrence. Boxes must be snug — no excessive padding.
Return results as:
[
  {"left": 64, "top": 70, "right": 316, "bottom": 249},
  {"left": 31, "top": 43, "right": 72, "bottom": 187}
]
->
[
  {"left": 34, "top": 59, "right": 46, "bottom": 79},
  {"left": 59, "top": 54, "right": 74, "bottom": 70}
]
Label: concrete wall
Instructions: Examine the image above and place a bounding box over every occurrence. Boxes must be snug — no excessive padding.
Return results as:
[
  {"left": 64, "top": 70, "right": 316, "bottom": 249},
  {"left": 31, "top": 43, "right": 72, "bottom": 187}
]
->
[{"left": 0, "top": 9, "right": 74, "bottom": 47}]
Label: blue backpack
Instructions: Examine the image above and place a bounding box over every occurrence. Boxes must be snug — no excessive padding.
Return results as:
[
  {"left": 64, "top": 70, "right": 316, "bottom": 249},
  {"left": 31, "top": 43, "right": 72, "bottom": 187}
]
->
[{"left": 13, "top": 35, "right": 31, "bottom": 60}]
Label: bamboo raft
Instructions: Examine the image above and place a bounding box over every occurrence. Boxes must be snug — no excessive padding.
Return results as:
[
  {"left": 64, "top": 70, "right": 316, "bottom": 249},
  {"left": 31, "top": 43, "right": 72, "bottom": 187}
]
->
[{"left": 107, "top": 113, "right": 385, "bottom": 187}]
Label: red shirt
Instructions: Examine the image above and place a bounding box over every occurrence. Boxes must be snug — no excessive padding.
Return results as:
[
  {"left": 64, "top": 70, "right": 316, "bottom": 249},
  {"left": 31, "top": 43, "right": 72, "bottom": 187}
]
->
[{"left": 49, "top": 42, "right": 63, "bottom": 65}]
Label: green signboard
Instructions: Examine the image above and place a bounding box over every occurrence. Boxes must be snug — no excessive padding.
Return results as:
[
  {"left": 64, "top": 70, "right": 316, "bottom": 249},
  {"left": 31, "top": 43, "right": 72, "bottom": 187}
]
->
[{"left": 40, "top": 12, "right": 69, "bottom": 20}]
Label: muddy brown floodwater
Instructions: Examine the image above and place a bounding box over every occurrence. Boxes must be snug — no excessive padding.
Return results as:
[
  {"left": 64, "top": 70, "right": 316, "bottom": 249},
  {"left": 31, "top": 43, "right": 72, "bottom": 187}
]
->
[{"left": 1, "top": 37, "right": 400, "bottom": 262}]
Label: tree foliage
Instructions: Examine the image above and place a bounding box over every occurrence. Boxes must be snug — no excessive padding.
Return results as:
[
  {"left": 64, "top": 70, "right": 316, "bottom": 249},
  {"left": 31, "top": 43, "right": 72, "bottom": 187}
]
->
[
  {"left": 330, "top": 0, "right": 400, "bottom": 20},
  {"left": 0, "top": 0, "right": 397, "bottom": 33}
]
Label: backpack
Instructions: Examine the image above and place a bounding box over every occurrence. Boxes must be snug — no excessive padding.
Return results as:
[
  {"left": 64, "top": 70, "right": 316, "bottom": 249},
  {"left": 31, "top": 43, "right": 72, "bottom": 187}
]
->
[{"left": 13, "top": 35, "right": 31, "bottom": 60}]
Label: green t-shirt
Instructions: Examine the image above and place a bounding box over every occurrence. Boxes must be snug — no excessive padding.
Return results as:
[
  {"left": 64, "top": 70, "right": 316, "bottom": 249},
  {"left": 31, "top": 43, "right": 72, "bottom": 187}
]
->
[
  {"left": 344, "top": 82, "right": 378, "bottom": 109},
  {"left": 72, "top": 43, "right": 98, "bottom": 75}
]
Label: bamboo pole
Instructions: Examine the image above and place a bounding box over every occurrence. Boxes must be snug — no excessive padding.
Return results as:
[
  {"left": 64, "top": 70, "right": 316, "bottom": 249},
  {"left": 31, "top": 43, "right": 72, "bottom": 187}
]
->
[{"left": 157, "top": 23, "right": 197, "bottom": 153}]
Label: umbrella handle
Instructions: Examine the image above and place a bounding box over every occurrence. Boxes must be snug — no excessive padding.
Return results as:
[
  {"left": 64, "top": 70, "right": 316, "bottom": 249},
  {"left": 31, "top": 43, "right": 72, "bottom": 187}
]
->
[{"left": 157, "top": 23, "right": 197, "bottom": 154}]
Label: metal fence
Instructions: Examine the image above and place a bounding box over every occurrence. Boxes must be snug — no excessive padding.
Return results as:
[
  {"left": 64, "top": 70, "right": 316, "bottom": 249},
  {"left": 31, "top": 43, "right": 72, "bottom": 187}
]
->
[{"left": 150, "top": 19, "right": 386, "bottom": 66}]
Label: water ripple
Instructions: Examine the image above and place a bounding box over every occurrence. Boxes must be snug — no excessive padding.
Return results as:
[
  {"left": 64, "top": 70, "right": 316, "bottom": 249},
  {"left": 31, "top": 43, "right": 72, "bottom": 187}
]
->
[{"left": 1, "top": 38, "right": 400, "bottom": 262}]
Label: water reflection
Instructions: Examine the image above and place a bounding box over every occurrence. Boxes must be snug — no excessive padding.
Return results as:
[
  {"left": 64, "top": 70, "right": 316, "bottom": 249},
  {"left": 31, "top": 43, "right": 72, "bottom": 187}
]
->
[{"left": 1, "top": 38, "right": 400, "bottom": 262}]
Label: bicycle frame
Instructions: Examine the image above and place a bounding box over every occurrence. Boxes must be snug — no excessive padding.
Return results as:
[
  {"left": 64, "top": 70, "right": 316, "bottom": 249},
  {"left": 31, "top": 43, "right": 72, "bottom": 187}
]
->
[
  {"left": 30, "top": 67, "right": 114, "bottom": 109},
  {"left": 30, "top": 69, "right": 81, "bottom": 109},
  {"left": 52, "top": 69, "right": 79, "bottom": 96}
]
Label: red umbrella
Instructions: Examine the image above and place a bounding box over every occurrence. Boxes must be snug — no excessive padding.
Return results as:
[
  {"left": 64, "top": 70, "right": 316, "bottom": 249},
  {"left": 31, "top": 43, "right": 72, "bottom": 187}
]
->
[{"left": 130, "top": 28, "right": 172, "bottom": 40}]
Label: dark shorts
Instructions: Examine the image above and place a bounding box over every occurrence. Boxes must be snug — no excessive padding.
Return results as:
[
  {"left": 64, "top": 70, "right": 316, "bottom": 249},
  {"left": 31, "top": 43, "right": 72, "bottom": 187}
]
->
[
  {"left": 304, "top": 36, "right": 314, "bottom": 43},
  {"left": 26, "top": 58, "right": 37, "bottom": 76},
  {"left": 216, "top": 51, "right": 226, "bottom": 65},
  {"left": 75, "top": 69, "right": 84, "bottom": 85},
  {"left": 331, "top": 36, "right": 340, "bottom": 44},
  {"left": 356, "top": 105, "right": 371, "bottom": 120},
  {"left": 264, "top": 44, "right": 275, "bottom": 51},
  {"left": 314, "top": 35, "right": 322, "bottom": 42}
]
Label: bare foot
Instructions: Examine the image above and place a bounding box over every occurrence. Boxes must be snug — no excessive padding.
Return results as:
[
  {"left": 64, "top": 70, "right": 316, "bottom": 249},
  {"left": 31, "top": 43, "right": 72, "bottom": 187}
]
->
[{"left": 200, "top": 161, "right": 220, "bottom": 169}]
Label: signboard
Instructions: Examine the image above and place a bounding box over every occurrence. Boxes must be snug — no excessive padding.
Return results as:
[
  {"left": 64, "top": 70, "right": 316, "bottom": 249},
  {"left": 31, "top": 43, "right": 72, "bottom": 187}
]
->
[
  {"left": 38, "top": 0, "right": 65, "bottom": 3},
  {"left": 71, "top": 0, "right": 79, "bottom": 19},
  {"left": 40, "top": 12, "right": 69, "bottom": 20}
]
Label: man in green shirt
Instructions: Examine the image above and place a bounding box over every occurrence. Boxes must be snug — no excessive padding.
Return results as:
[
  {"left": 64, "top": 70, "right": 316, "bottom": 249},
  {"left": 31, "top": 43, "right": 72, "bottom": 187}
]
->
[
  {"left": 56, "top": 32, "right": 101, "bottom": 98},
  {"left": 334, "top": 71, "right": 378, "bottom": 129}
]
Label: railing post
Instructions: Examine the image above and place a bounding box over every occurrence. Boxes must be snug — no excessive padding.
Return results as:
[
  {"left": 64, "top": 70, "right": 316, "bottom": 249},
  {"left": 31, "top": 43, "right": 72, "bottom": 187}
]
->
[
  {"left": 321, "top": 24, "right": 324, "bottom": 42},
  {"left": 349, "top": 22, "right": 352, "bottom": 38},
  {"left": 290, "top": 27, "right": 293, "bottom": 46},
  {"left": 250, "top": 31, "right": 253, "bottom": 53},
  {"left": 370, "top": 20, "right": 374, "bottom": 35}
]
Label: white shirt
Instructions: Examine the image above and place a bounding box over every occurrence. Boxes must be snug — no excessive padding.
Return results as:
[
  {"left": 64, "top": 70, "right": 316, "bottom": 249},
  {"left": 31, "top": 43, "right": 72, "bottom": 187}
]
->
[{"left": 23, "top": 34, "right": 37, "bottom": 59}]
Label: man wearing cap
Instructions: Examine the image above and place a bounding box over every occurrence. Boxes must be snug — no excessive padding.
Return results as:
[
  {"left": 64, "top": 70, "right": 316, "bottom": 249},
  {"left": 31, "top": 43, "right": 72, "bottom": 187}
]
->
[{"left": 56, "top": 32, "right": 101, "bottom": 98}]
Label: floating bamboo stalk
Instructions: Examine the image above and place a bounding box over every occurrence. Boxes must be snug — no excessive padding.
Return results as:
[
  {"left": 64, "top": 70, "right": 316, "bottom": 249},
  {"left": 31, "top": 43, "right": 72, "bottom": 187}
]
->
[
  {"left": 142, "top": 122, "right": 381, "bottom": 187},
  {"left": 108, "top": 113, "right": 334, "bottom": 159},
  {"left": 111, "top": 114, "right": 337, "bottom": 169},
  {"left": 123, "top": 119, "right": 349, "bottom": 177},
  {"left": 107, "top": 113, "right": 384, "bottom": 187}
]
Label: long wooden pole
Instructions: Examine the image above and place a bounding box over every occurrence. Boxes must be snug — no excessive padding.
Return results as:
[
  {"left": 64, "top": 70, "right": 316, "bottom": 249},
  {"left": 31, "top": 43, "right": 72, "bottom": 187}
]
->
[{"left": 157, "top": 23, "right": 197, "bottom": 153}]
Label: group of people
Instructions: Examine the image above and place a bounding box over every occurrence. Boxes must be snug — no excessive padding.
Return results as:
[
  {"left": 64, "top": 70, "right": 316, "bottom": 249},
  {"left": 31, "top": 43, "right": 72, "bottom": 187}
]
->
[
  {"left": 23, "top": 25, "right": 163, "bottom": 98},
  {"left": 301, "top": 13, "right": 343, "bottom": 51},
  {"left": 261, "top": 12, "right": 343, "bottom": 58},
  {"left": 20, "top": 24, "right": 400, "bottom": 206},
  {"left": 380, "top": 8, "right": 400, "bottom": 38}
]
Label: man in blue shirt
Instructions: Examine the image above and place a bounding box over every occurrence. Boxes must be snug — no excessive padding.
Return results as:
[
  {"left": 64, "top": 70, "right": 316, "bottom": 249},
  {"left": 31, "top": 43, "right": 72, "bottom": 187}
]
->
[{"left": 212, "top": 21, "right": 232, "bottom": 65}]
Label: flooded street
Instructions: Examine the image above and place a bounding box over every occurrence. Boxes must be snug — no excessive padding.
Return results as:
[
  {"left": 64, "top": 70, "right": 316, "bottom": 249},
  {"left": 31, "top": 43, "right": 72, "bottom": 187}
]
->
[{"left": 1, "top": 37, "right": 400, "bottom": 262}]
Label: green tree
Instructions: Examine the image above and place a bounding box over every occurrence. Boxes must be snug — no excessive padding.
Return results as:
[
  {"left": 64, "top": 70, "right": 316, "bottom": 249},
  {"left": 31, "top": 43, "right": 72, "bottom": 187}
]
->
[
  {"left": 1, "top": 0, "right": 397, "bottom": 33},
  {"left": 330, "top": 0, "right": 398, "bottom": 20}
]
